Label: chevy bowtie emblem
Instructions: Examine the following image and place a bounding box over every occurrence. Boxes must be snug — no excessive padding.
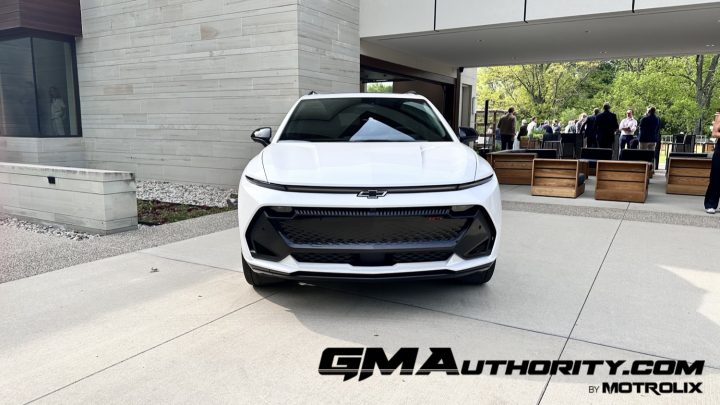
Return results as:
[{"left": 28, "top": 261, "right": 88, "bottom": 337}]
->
[{"left": 357, "top": 190, "right": 388, "bottom": 199}]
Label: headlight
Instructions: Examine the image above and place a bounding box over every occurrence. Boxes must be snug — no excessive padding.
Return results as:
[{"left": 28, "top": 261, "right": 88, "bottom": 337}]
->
[
  {"left": 246, "top": 176, "right": 287, "bottom": 191},
  {"left": 456, "top": 174, "right": 494, "bottom": 190}
]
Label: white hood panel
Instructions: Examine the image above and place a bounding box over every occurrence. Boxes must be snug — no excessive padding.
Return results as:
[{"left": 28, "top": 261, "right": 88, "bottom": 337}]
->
[{"left": 261, "top": 142, "right": 480, "bottom": 187}]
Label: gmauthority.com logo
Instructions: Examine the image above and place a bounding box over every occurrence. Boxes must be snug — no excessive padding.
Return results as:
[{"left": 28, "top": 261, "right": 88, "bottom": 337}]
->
[{"left": 318, "top": 348, "right": 704, "bottom": 396}]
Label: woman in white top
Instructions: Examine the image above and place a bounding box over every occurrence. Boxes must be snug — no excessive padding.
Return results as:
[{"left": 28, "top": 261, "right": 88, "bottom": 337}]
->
[{"left": 49, "top": 87, "right": 67, "bottom": 136}]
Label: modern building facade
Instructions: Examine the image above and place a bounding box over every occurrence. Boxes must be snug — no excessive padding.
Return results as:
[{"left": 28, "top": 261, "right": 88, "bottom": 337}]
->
[{"left": 1, "top": 0, "right": 719, "bottom": 186}]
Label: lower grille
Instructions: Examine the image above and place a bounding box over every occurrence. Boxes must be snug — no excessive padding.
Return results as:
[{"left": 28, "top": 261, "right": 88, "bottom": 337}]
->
[
  {"left": 246, "top": 206, "right": 496, "bottom": 265},
  {"left": 278, "top": 216, "right": 465, "bottom": 245},
  {"left": 292, "top": 253, "right": 353, "bottom": 264},
  {"left": 393, "top": 251, "right": 453, "bottom": 263},
  {"left": 292, "top": 251, "right": 452, "bottom": 265}
]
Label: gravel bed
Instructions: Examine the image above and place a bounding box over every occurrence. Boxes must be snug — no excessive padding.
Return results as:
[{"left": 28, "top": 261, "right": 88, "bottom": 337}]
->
[
  {"left": 0, "top": 210, "right": 238, "bottom": 284},
  {"left": 137, "top": 181, "right": 236, "bottom": 207},
  {"left": 0, "top": 216, "right": 99, "bottom": 241},
  {"left": 0, "top": 181, "right": 237, "bottom": 241}
]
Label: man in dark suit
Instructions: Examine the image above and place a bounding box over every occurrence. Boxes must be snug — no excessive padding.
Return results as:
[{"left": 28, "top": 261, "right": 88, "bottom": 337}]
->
[
  {"left": 581, "top": 108, "right": 600, "bottom": 147},
  {"left": 595, "top": 102, "right": 619, "bottom": 149},
  {"left": 496, "top": 107, "right": 517, "bottom": 150}
]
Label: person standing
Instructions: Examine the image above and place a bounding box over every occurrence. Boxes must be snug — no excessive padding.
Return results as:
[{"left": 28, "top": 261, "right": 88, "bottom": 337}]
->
[
  {"left": 582, "top": 108, "right": 601, "bottom": 148},
  {"left": 564, "top": 120, "right": 576, "bottom": 134},
  {"left": 497, "top": 107, "right": 517, "bottom": 151},
  {"left": 552, "top": 120, "right": 561, "bottom": 133},
  {"left": 517, "top": 119, "right": 528, "bottom": 139},
  {"left": 49, "top": 87, "right": 67, "bottom": 136},
  {"left": 619, "top": 109, "right": 638, "bottom": 150},
  {"left": 638, "top": 106, "right": 660, "bottom": 150},
  {"left": 527, "top": 117, "right": 538, "bottom": 134},
  {"left": 704, "top": 111, "right": 720, "bottom": 214},
  {"left": 575, "top": 113, "right": 587, "bottom": 134},
  {"left": 595, "top": 103, "right": 619, "bottom": 149},
  {"left": 542, "top": 121, "right": 554, "bottom": 135}
]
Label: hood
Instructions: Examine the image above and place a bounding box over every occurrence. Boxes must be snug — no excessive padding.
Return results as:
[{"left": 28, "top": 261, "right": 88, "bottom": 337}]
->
[{"left": 260, "top": 142, "right": 480, "bottom": 187}]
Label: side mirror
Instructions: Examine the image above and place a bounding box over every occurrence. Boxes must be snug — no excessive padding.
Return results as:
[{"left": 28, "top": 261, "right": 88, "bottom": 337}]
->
[
  {"left": 251, "top": 127, "right": 272, "bottom": 147},
  {"left": 458, "top": 127, "right": 479, "bottom": 146}
]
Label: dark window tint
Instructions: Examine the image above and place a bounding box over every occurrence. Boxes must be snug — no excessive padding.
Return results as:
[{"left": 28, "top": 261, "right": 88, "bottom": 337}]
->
[
  {"left": 279, "top": 98, "right": 453, "bottom": 142},
  {"left": 0, "top": 36, "right": 80, "bottom": 137},
  {"left": 0, "top": 38, "right": 38, "bottom": 136},
  {"left": 33, "top": 38, "right": 79, "bottom": 137}
]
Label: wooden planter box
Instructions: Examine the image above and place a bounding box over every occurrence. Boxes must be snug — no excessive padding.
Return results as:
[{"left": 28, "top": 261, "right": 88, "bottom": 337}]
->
[{"left": 666, "top": 157, "right": 712, "bottom": 196}]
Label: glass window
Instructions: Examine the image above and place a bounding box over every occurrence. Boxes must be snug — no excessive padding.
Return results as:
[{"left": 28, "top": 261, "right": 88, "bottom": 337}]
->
[
  {"left": 33, "top": 38, "right": 79, "bottom": 137},
  {"left": 0, "top": 36, "right": 80, "bottom": 137},
  {"left": 0, "top": 38, "right": 39, "bottom": 136},
  {"left": 279, "top": 97, "right": 453, "bottom": 142}
]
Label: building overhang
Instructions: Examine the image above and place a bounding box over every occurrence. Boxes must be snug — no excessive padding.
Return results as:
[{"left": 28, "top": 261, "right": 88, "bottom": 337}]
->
[
  {"left": 361, "top": 2, "right": 720, "bottom": 66},
  {"left": 0, "top": 0, "right": 81, "bottom": 38}
]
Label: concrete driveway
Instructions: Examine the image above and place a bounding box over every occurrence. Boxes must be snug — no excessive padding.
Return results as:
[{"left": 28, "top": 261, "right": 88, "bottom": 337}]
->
[{"left": 1, "top": 210, "right": 719, "bottom": 404}]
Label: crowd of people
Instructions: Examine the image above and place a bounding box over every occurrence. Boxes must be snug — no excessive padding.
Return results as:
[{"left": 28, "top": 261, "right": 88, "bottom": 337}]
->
[
  {"left": 495, "top": 103, "right": 662, "bottom": 152},
  {"left": 494, "top": 106, "right": 720, "bottom": 216}
]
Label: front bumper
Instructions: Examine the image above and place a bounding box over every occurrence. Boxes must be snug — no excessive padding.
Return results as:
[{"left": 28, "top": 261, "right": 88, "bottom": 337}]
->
[
  {"left": 238, "top": 175, "right": 502, "bottom": 278},
  {"left": 247, "top": 260, "right": 496, "bottom": 282}
]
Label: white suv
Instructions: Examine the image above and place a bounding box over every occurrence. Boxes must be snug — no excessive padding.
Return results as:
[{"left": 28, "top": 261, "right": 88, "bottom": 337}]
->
[{"left": 237, "top": 93, "right": 501, "bottom": 286}]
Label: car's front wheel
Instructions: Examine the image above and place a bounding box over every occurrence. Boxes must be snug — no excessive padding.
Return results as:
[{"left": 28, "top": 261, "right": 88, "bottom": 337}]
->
[
  {"left": 456, "top": 262, "right": 495, "bottom": 285},
  {"left": 242, "top": 256, "right": 284, "bottom": 287}
]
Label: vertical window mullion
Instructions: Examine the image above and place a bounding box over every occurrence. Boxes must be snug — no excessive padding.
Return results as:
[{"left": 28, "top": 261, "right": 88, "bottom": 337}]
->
[{"left": 30, "top": 37, "right": 41, "bottom": 137}]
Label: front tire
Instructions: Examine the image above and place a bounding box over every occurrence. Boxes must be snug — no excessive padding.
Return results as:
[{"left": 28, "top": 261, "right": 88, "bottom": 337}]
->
[
  {"left": 456, "top": 262, "right": 495, "bottom": 285},
  {"left": 242, "top": 256, "right": 284, "bottom": 287}
]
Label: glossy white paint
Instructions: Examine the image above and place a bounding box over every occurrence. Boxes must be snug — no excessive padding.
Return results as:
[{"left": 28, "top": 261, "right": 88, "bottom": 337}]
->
[{"left": 260, "top": 142, "right": 482, "bottom": 187}]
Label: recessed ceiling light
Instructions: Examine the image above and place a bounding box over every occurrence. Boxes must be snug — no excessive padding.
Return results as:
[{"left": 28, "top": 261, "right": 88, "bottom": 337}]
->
[
  {"left": 707, "top": 44, "right": 716, "bottom": 47},
  {"left": 600, "top": 51, "right": 608, "bottom": 54}
]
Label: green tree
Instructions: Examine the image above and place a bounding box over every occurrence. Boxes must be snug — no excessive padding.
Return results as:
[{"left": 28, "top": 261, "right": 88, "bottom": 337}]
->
[
  {"left": 476, "top": 54, "right": 720, "bottom": 135},
  {"left": 477, "top": 62, "right": 600, "bottom": 121},
  {"left": 365, "top": 82, "right": 392, "bottom": 93}
]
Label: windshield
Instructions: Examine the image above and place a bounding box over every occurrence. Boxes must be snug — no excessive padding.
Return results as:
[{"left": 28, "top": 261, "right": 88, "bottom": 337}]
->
[{"left": 278, "top": 97, "right": 454, "bottom": 142}]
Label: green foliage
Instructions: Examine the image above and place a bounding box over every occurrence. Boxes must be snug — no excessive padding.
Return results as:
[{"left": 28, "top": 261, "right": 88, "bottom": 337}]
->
[
  {"left": 477, "top": 55, "right": 720, "bottom": 135},
  {"left": 365, "top": 82, "right": 393, "bottom": 93}
]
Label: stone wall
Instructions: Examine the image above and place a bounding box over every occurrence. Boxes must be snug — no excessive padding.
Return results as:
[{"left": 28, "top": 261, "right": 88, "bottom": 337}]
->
[
  {"left": 0, "top": 138, "right": 86, "bottom": 167},
  {"left": 0, "top": 162, "right": 137, "bottom": 234},
  {"left": 76, "top": 0, "right": 361, "bottom": 186},
  {"left": 76, "top": 0, "right": 303, "bottom": 186},
  {"left": 297, "top": 0, "right": 360, "bottom": 94}
]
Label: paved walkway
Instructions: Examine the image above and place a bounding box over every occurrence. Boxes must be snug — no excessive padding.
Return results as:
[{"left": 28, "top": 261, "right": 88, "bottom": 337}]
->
[
  {"left": 1, "top": 207, "right": 718, "bottom": 404},
  {"left": 500, "top": 172, "right": 718, "bottom": 229}
]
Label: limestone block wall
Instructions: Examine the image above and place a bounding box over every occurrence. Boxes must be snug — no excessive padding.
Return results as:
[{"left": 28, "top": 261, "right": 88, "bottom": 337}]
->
[
  {"left": 0, "top": 138, "right": 86, "bottom": 168},
  {"left": 0, "top": 162, "right": 137, "bottom": 234},
  {"left": 76, "top": 0, "right": 303, "bottom": 186},
  {"left": 76, "top": 0, "right": 361, "bottom": 186},
  {"left": 297, "top": 0, "right": 360, "bottom": 94}
]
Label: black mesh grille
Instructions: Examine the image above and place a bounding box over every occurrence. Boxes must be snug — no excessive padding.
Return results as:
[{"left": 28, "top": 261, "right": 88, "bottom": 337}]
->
[
  {"left": 278, "top": 217, "right": 466, "bottom": 245},
  {"left": 246, "top": 205, "right": 496, "bottom": 265},
  {"left": 294, "top": 207, "right": 450, "bottom": 217},
  {"left": 292, "top": 251, "right": 452, "bottom": 265},
  {"left": 292, "top": 253, "right": 353, "bottom": 263},
  {"left": 393, "top": 251, "right": 452, "bottom": 263}
]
